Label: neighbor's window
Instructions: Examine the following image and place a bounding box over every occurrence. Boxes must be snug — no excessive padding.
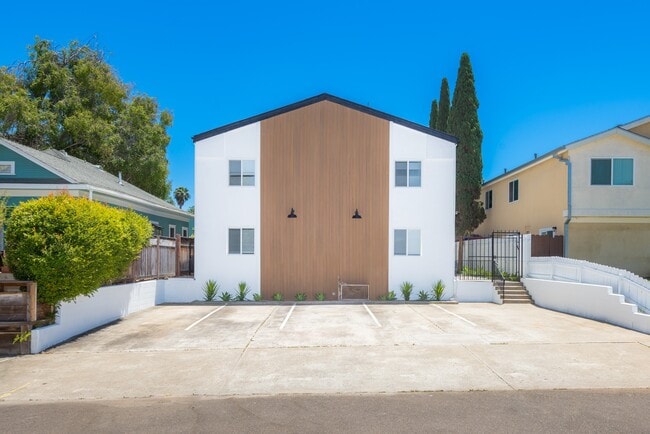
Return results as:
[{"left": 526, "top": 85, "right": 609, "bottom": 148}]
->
[
  {"left": 395, "top": 161, "right": 421, "bottom": 187},
  {"left": 228, "top": 228, "right": 255, "bottom": 254},
  {"left": 0, "top": 161, "right": 15, "bottom": 175},
  {"left": 229, "top": 160, "right": 255, "bottom": 186},
  {"left": 182, "top": 227, "right": 189, "bottom": 237},
  {"left": 394, "top": 229, "right": 421, "bottom": 256},
  {"left": 169, "top": 225, "right": 176, "bottom": 238},
  {"left": 591, "top": 158, "right": 633, "bottom": 186},
  {"left": 508, "top": 179, "right": 519, "bottom": 203},
  {"left": 485, "top": 190, "right": 493, "bottom": 210}
]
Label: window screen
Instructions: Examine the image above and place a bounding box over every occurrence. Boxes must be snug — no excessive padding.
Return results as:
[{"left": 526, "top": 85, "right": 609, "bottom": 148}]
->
[
  {"left": 242, "top": 160, "right": 255, "bottom": 186},
  {"left": 613, "top": 158, "right": 633, "bottom": 185},
  {"left": 407, "top": 230, "right": 421, "bottom": 256},
  {"left": 229, "top": 160, "right": 242, "bottom": 186},
  {"left": 394, "top": 229, "right": 407, "bottom": 255},
  {"left": 228, "top": 229, "right": 240, "bottom": 254},
  {"left": 395, "top": 162, "right": 408, "bottom": 187},
  {"left": 241, "top": 229, "right": 254, "bottom": 254},
  {"left": 409, "top": 162, "right": 421, "bottom": 187}
]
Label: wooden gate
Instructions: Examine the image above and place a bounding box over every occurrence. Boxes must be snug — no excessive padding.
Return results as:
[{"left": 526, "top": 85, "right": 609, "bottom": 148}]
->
[{"left": 531, "top": 235, "right": 564, "bottom": 257}]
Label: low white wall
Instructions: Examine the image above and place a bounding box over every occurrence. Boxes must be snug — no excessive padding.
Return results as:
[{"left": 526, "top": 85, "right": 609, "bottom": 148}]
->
[
  {"left": 527, "top": 256, "right": 649, "bottom": 313},
  {"left": 523, "top": 278, "right": 650, "bottom": 334},
  {"left": 454, "top": 280, "right": 502, "bottom": 303},
  {"left": 31, "top": 277, "right": 200, "bottom": 353}
]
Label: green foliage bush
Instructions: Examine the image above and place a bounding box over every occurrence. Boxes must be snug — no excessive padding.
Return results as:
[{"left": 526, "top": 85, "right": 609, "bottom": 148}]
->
[
  {"left": 378, "top": 291, "right": 397, "bottom": 301},
  {"left": 5, "top": 194, "right": 151, "bottom": 305},
  {"left": 294, "top": 292, "right": 307, "bottom": 301},
  {"left": 272, "top": 292, "right": 284, "bottom": 301},
  {"left": 314, "top": 292, "right": 326, "bottom": 301}
]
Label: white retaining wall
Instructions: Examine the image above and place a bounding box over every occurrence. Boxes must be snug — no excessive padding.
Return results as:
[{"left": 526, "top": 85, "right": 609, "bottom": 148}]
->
[
  {"left": 31, "top": 277, "right": 198, "bottom": 353},
  {"left": 454, "top": 279, "right": 502, "bottom": 303},
  {"left": 527, "top": 256, "right": 649, "bottom": 313},
  {"left": 523, "top": 278, "right": 650, "bottom": 334}
]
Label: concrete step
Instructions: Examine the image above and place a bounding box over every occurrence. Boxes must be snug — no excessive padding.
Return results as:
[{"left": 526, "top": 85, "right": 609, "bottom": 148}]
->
[{"left": 493, "top": 281, "right": 534, "bottom": 304}]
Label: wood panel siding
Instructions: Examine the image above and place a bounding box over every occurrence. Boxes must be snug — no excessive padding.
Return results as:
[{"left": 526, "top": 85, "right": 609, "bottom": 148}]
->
[{"left": 261, "top": 101, "right": 389, "bottom": 300}]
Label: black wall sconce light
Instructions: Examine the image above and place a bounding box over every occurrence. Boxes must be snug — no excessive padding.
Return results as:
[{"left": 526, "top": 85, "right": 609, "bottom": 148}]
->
[
  {"left": 352, "top": 209, "right": 362, "bottom": 219},
  {"left": 287, "top": 208, "right": 297, "bottom": 218}
]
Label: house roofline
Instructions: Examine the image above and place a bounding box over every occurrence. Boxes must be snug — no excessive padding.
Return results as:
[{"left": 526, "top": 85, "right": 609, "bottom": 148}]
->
[
  {"left": 0, "top": 137, "right": 76, "bottom": 183},
  {"left": 483, "top": 123, "right": 650, "bottom": 187},
  {"left": 620, "top": 115, "right": 650, "bottom": 130},
  {"left": 191, "top": 93, "right": 458, "bottom": 144}
]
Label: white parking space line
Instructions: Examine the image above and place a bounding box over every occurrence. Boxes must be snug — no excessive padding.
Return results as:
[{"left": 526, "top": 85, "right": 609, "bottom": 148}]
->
[
  {"left": 363, "top": 303, "right": 382, "bottom": 327},
  {"left": 184, "top": 305, "right": 227, "bottom": 331},
  {"left": 431, "top": 304, "right": 476, "bottom": 327},
  {"left": 279, "top": 303, "right": 296, "bottom": 330}
]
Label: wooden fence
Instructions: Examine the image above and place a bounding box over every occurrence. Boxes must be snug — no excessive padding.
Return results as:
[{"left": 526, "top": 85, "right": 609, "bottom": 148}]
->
[
  {"left": 118, "top": 236, "right": 194, "bottom": 283},
  {"left": 531, "top": 234, "right": 564, "bottom": 257}
]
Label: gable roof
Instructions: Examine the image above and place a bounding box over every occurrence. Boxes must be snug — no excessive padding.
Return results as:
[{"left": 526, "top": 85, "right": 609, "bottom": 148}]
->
[
  {"left": 483, "top": 117, "right": 650, "bottom": 187},
  {"left": 0, "top": 137, "right": 190, "bottom": 217},
  {"left": 192, "top": 93, "right": 458, "bottom": 144}
]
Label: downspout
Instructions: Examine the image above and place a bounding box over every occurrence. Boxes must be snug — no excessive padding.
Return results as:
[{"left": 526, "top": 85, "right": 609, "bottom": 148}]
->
[{"left": 553, "top": 154, "right": 571, "bottom": 256}]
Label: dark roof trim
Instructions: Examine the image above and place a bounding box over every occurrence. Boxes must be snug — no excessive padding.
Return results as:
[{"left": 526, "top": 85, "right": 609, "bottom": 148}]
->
[
  {"left": 482, "top": 144, "right": 567, "bottom": 186},
  {"left": 192, "top": 93, "right": 458, "bottom": 144}
]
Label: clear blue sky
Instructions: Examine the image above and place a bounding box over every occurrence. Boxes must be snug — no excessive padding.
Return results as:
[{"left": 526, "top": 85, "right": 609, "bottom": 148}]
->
[{"left": 2, "top": 1, "right": 649, "bottom": 209}]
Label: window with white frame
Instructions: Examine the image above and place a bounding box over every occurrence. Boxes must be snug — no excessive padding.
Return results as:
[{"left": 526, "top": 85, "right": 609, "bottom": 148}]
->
[
  {"left": 485, "top": 190, "right": 493, "bottom": 210},
  {"left": 591, "top": 158, "right": 633, "bottom": 186},
  {"left": 0, "top": 161, "right": 15, "bottom": 175},
  {"left": 169, "top": 225, "right": 176, "bottom": 238},
  {"left": 229, "top": 160, "right": 255, "bottom": 186},
  {"left": 394, "top": 229, "right": 421, "bottom": 256},
  {"left": 395, "top": 161, "right": 421, "bottom": 187},
  {"left": 508, "top": 179, "right": 519, "bottom": 203},
  {"left": 181, "top": 227, "right": 189, "bottom": 237},
  {"left": 228, "top": 228, "right": 254, "bottom": 254}
]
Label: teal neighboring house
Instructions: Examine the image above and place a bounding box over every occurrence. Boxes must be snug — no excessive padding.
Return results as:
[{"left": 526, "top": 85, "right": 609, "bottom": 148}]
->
[{"left": 0, "top": 137, "right": 193, "bottom": 238}]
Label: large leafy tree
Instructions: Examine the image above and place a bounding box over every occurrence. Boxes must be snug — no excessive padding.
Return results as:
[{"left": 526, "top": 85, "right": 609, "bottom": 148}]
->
[
  {"left": 173, "top": 186, "right": 190, "bottom": 209},
  {"left": 0, "top": 38, "right": 172, "bottom": 199},
  {"left": 448, "top": 53, "right": 485, "bottom": 236},
  {"left": 437, "top": 77, "right": 451, "bottom": 132}
]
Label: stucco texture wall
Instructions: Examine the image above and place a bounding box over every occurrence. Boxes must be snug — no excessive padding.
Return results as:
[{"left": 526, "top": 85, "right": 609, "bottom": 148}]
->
[
  {"left": 477, "top": 157, "right": 567, "bottom": 236},
  {"left": 568, "top": 222, "right": 650, "bottom": 278}
]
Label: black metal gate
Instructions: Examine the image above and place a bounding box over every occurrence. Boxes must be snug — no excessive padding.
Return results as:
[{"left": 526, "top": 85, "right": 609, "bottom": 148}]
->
[{"left": 455, "top": 231, "right": 522, "bottom": 281}]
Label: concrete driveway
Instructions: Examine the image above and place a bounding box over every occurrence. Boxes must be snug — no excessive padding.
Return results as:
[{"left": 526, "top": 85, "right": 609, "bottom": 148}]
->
[{"left": 1, "top": 303, "right": 649, "bottom": 401}]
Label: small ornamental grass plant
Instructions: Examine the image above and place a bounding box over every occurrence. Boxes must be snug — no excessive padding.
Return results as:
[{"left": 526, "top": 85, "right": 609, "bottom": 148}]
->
[
  {"left": 202, "top": 279, "right": 219, "bottom": 301},
  {"left": 432, "top": 280, "right": 446, "bottom": 301},
  {"left": 378, "top": 290, "right": 397, "bottom": 301},
  {"left": 235, "top": 281, "right": 250, "bottom": 301},
  {"left": 400, "top": 281, "right": 414, "bottom": 301}
]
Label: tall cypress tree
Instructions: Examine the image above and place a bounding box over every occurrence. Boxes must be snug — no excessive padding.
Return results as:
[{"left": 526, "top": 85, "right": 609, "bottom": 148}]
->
[
  {"left": 437, "top": 78, "right": 451, "bottom": 132},
  {"left": 448, "top": 53, "right": 485, "bottom": 236},
  {"left": 429, "top": 99, "right": 438, "bottom": 129}
]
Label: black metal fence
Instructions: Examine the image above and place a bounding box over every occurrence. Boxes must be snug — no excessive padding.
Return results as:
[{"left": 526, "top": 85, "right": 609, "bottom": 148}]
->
[{"left": 455, "top": 231, "right": 522, "bottom": 281}]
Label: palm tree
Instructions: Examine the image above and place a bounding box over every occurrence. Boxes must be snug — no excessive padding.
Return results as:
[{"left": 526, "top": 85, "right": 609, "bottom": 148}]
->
[{"left": 173, "top": 187, "right": 190, "bottom": 209}]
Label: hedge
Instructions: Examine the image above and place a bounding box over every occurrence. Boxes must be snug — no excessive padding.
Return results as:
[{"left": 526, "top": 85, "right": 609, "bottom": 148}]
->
[{"left": 5, "top": 193, "right": 152, "bottom": 305}]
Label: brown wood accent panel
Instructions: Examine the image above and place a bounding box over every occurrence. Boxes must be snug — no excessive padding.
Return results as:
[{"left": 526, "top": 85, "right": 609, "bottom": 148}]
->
[{"left": 261, "top": 101, "right": 389, "bottom": 300}]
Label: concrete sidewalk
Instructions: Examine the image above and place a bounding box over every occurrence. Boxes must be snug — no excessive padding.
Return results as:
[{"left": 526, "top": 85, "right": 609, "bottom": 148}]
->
[{"left": 0, "top": 303, "right": 648, "bottom": 401}]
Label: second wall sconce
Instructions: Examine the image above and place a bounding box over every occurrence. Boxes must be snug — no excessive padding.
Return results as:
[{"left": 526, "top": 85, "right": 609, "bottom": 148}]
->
[
  {"left": 352, "top": 209, "right": 362, "bottom": 219},
  {"left": 287, "top": 208, "right": 297, "bottom": 218}
]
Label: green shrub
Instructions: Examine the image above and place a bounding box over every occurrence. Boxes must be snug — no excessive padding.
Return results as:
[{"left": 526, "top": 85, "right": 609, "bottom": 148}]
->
[
  {"left": 295, "top": 292, "right": 306, "bottom": 301},
  {"left": 272, "top": 292, "right": 284, "bottom": 301},
  {"left": 5, "top": 194, "right": 151, "bottom": 305},
  {"left": 314, "top": 292, "right": 326, "bottom": 301},
  {"left": 378, "top": 290, "right": 397, "bottom": 301},
  {"left": 432, "top": 280, "right": 446, "bottom": 301},
  {"left": 203, "top": 279, "right": 219, "bottom": 301},
  {"left": 219, "top": 291, "right": 232, "bottom": 302},
  {"left": 235, "top": 281, "right": 250, "bottom": 301},
  {"left": 417, "top": 290, "right": 431, "bottom": 301},
  {"left": 400, "top": 281, "right": 413, "bottom": 301},
  {"left": 253, "top": 293, "right": 263, "bottom": 301}
]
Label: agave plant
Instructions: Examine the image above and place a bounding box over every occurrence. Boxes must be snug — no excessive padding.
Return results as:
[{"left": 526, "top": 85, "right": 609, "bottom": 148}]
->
[
  {"left": 235, "top": 281, "right": 250, "bottom": 301},
  {"left": 432, "top": 280, "right": 446, "bottom": 301},
  {"left": 400, "top": 281, "right": 414, "bottom": 301},
  {"left": 202, "top": 279, "right": 219, "bottom": 302}
]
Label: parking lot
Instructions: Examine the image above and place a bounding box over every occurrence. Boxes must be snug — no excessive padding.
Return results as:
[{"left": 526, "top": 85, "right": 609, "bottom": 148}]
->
[{"left": 1, "top": 302, "right": 649, "bottom": 401}]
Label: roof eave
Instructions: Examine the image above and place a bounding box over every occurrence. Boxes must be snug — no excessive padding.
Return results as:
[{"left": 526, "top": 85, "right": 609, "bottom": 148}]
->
[{"left": 192, "top": 93, "right": 458, "bottom": 144}]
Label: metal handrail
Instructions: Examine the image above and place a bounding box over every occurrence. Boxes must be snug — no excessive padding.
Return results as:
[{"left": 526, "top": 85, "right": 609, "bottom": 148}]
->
[{"left": 492, "top": 259, "right": 507, "bottom": 299}]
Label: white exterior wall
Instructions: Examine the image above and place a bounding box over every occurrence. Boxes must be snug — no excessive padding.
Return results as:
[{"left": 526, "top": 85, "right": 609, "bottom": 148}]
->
[
  {"left": 454, "top": 280, "right": 502, "bottom": 303},
  {"left": 569, "top": 134, "right": 650, "bottom": 218},
  {"left": 388, "top": 122, "right": 456, "bottom": 298},
  {"left": 194, "top": 123, "right": 261, "bottom": 297}
]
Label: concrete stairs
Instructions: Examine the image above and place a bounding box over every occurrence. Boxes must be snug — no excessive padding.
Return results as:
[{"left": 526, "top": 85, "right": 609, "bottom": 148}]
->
[{"left": 494, "top": 281, "right": 534, "bottom": 304}]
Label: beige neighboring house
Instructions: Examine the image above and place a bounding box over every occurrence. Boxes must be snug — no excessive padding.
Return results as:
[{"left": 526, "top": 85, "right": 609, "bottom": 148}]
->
[{"left": 477, "top": 116, "right": 650, "bottom": 277}]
